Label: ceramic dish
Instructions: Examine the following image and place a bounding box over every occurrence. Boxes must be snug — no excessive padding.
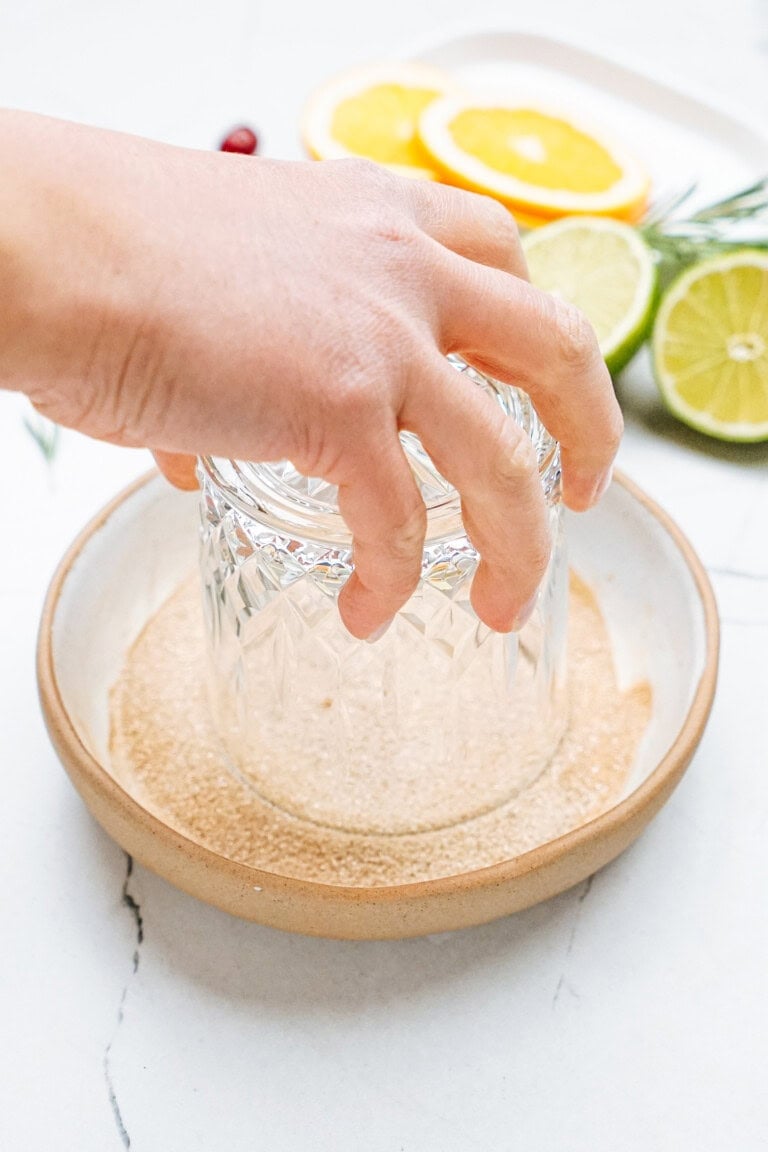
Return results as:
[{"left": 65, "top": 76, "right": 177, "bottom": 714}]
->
[{"left": 37, "top": 470, "right": 718, "bottom": 939}]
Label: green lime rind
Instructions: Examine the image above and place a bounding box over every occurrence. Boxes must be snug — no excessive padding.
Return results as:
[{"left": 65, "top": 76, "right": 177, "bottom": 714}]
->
[{"left": 605, "top": 263, "right": 659, "bottom": 376}]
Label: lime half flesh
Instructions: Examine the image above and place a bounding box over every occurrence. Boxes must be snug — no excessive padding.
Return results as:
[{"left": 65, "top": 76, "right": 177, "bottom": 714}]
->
[{"left": 652, "top": 251, "right": 768, "bottom": 443}]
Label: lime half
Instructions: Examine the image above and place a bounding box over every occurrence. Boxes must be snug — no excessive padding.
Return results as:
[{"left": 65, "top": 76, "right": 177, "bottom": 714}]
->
[
  {"left": 651, "top": 251, "right": 768, "bottom": 442},
  {"left": 522, "top": 215, "right": 657, "bottom": 375}
]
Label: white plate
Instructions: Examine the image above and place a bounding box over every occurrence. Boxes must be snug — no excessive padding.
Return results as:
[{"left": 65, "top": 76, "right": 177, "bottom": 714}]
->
[{"left": 411, "top": 31, "right": 768, "bottom": 213}]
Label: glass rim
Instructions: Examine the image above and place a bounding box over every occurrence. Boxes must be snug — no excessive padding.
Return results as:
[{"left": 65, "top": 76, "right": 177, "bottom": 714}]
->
[{"left": 199, "top": 358, "right": 561, "bottom": 551}]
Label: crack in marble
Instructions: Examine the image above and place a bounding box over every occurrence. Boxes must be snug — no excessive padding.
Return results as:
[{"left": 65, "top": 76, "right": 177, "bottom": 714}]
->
[
  {"left": 103, "top": 854, "right": 143, "bottom": 1149},
  {"left": 552, "top": 874, "right": 594, "bottom": 1009},
  {"left": 709, "top": 566, "right": 768, "bottom": 582}
]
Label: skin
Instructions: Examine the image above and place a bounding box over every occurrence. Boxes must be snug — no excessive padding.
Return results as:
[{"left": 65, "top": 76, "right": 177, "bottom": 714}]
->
[{"left": 0, "top": 110, "right": 622, "bottom": 639}]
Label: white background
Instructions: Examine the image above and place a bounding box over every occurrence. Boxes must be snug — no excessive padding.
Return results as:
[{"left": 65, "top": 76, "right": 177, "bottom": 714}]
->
[{"left": 1, "top": 2, "right": 767, "bottom": 1149}]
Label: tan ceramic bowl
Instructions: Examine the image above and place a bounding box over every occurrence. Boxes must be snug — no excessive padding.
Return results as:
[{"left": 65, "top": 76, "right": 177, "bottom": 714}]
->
[{"left": 37, "top": 470, "right": 718, "bottom": 939}]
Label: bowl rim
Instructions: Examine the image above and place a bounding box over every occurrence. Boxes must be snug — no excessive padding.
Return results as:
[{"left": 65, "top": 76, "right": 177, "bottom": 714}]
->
[{"left": 36, "top": 468, "right": 719, "bottom": 902}]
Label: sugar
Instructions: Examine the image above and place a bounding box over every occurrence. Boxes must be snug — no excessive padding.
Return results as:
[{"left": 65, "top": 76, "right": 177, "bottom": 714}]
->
[{"left": 108, "top": 572, "right": 652, "bottom": 886}]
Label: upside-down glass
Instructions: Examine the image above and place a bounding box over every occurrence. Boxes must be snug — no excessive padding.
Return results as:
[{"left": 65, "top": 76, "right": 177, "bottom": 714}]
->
[{"left": 198, "top": 358, "right": 568, "bottom": 836}]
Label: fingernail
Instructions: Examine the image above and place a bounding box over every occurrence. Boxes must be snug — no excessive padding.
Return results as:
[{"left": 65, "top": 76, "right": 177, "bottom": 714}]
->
[
  {"left": 365, "top": 618, "right": 394, "bottom": 644},
  {"left": 592, "top": 466, "right": 613, "bottom": 504},
  {"left": 512, "top": 593, "right": 538, "bottom": 632}
]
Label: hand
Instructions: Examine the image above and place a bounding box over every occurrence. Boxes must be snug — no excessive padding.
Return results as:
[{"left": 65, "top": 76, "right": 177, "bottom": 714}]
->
[{"left": 2, "top": 112, "right": 622, "bottom": 638}]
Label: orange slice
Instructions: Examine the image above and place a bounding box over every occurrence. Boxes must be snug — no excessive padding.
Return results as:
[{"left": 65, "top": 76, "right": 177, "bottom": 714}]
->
[
  {"left": 418, "top": 95, "right": 650, "bottom": 219},
  {"left": 301, "top": 64, "right": 454, "bottom": 180}
]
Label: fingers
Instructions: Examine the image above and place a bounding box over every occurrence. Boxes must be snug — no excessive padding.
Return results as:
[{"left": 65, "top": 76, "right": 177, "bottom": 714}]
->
[
  {"left": 152, "top": 450, "right": 199, "bottom": 490},
  {"left": 402, "top": 354, "right": 552, "bottom": 633},
  {"left": 407, "top": 179, "right": 528, "bottom": 279},
  {"left": 435, "top": 250, "right": 623, "bottom": 511},
  {"left": 334, "top": 428, "right": 426, "bottom": 641}
]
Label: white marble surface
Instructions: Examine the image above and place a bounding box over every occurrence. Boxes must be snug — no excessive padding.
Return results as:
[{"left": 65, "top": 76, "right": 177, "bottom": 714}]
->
[{"left": 1, "top": 2, "right": 767, "bottom": 1149}]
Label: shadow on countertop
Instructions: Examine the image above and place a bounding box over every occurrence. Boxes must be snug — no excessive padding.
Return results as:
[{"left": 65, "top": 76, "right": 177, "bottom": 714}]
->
[{"left": 615, "top": 354, "right": 768, "bottom": 469}]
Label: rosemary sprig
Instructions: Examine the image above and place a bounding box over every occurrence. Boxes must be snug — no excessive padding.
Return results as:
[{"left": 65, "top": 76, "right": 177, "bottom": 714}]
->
[
  {"left": 23, "top": 412, "right": 60, "bottom": 464},
  {"left": 640, "top": 176, "right": 768, "bottom": 275}
]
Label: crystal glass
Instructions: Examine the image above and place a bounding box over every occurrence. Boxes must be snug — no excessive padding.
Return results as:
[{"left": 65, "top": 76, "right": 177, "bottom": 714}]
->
[{"left": 198, "top": 358, "right": 568, "bottom": 836}]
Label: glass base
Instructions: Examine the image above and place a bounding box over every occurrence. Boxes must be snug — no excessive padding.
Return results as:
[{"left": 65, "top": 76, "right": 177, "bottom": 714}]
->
[{"left": 203, "top": 542, "right": 569, "bottom": 836}]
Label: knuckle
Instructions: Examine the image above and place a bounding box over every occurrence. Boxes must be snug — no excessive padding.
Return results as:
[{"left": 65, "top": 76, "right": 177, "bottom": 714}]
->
[
  {"left": 553, "top": 301, "right": 601, "bottom": 373},
  {"left": 335, "top": 155, "right": 391, "bottom": 185},
  {"left": 604, "top": 410, "right": 624, "bottom": 460},
  {"left": 489, "top": 421, "right": 538, "bottom": 489},
  {"left": 479, "top": 192, "right": 519, "bottom": 239},
  {"left": 336, "top": 157, "right": 408, "bottom": 206},
  {"left": 387, "top": 501, "right": 427, "bottom": 563},
  {"left": 355, "top": 499, "right": 425, "bottom": 599},
  {"left": 607, "top": 397, "right": 625, "bottom": 448},
  {"left": 334, "top": 370, "right": 383, "bottom": 424},
  {"left": 290, "top": 429, "right": 337, "bottom": 481}
]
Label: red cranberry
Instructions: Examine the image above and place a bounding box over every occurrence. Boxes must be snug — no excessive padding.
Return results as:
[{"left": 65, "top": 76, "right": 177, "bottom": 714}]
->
[{"left": 219, "top": 126, "right": 259, "bottom": 155}]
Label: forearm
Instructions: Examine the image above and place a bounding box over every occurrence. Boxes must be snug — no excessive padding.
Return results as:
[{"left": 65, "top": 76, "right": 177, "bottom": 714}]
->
[
  {"left": 0, "top": 110, "right": 153, "bottom": 410},
  {"left": 0, "top": 109, "right": 622, "bottom": 638}
]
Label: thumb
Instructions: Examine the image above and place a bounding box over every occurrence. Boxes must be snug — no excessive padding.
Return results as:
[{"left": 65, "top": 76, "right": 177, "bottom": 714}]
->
[{"left": 151, "top": 450, "right": 199, "bottom": 491}]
